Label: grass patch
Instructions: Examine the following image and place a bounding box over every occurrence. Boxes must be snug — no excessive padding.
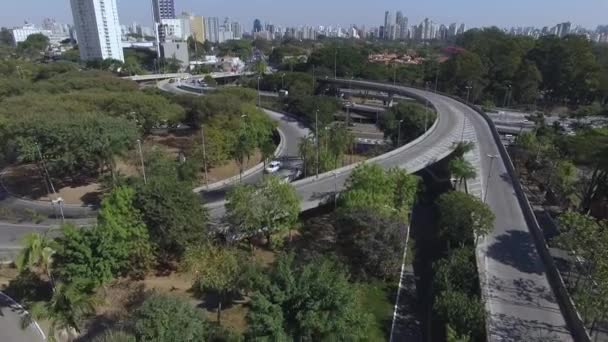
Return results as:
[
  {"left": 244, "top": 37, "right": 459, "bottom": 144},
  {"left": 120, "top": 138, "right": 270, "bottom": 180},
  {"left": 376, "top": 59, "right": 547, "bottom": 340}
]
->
[{"left": 357, "top": 280, "right": 393, "bottom": 342}]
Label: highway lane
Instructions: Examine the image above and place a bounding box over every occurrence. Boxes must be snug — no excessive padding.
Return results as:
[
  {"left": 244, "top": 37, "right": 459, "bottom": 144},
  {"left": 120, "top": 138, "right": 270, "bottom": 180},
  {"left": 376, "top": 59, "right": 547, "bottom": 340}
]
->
[
  {"left": 200, "top": 109, "right": 309, "bottom": 203},
  {"left": 207, "top": 83, "right": 463, "bottom": 222},
  {"left": 449, "top": 99, "right": 573, "bottom": 341},
  {"left": 0, "top": 292, "right": 45, "bottom": 342},
  {"left": 336, "top": 80, "right": 572, "bottom": 340}
]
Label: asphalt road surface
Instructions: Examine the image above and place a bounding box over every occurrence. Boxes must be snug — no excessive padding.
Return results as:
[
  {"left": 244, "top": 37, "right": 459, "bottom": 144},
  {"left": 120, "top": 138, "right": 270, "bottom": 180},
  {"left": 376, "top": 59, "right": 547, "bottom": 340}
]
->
[{"left": 0, "top": 292, "right": 45, "bottom": 342}]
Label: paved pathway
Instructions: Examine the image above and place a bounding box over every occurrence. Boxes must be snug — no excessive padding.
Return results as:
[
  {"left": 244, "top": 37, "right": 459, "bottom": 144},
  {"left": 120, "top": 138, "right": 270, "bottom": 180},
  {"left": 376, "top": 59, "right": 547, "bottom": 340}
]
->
[{"left": 0, "top": 292, "right": 45, "bottom": 342}]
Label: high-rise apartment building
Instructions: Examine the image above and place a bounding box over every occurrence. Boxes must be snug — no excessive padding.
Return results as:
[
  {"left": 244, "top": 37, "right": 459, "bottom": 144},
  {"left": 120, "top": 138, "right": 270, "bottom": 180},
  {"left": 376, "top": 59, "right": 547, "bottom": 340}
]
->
[
  {"left": 384, "top": 11, "right": 393, "bottom": 40},
  {"left": 457, "top": 23, "right": 466, "bottom": 35},
  {"left": 253, "top": 19, "right": 262, "bottom": 33},
  {"left": 231, "top": 22, "right": 243, "bottom": 39},
  {"left": 395, "top": 11, "right": 403, "bottom": 39},
  {"left": 152, "top": 0, "right": 175, "bottom": 22},
  {"left": 190, "top": 16, "right": 206, "bottom": 43},
  {"left": 205, "top": 17, "right": 220, "bottom": 43},
  {"left": 70, "top": 0, "right": 124, "bottom": 62}
]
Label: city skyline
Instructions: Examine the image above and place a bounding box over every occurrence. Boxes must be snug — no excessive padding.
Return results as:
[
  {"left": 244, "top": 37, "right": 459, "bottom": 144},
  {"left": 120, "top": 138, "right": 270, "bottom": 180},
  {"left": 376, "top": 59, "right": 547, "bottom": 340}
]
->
[{"left": 1, "top": 0, "right": 606, "bottom": 31}]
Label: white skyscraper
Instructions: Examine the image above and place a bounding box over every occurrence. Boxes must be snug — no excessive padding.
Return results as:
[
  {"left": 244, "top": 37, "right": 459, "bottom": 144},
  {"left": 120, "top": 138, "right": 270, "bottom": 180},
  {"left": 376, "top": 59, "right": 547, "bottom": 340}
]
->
[
  {"left": 205, "top": 17, "right": 220, "bottom": 43},
  {"left": 70, "top": 0, "right": 124, "bottom": 62}
]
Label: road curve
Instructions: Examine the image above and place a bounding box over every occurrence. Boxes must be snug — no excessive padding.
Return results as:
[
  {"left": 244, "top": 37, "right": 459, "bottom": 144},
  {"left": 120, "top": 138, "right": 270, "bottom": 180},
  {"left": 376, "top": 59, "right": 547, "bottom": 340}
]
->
[{"left": 325, "top": 79, "right": 572, "bottom": 341}]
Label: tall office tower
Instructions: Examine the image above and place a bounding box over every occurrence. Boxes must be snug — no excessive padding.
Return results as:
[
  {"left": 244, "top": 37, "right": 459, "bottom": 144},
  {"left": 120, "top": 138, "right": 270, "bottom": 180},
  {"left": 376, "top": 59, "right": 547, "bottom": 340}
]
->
[
  {"left": 457, "top": 23, "right": 466, "bottom": 35},
  {"left": 70, "top": 0, "right": 124, "bottom": 62},
  {"left": 395, "top": 11, "right": 403, "bottom": 39},
  {"left": 152, "top": 0, "right": 175, "bottom": 22},
  {"left": 557, "top": 22, "right": 571, "bottom": 37},
  {"left": 384, "top": 11, "right": 393, "bottom": 39},
  {"left": 398, "top": 16, "right": 409, "bottom": 40},
  {"left": 448, "top": 23, "right": 457, "bottom": 38},
  {"left": 231, "top": 22, "right": 243, "bottom": 39},
  {"left": 190, "top": 16, "right": 206, "bottom": 44},
  {"left": 253, "top": 19, "right": 262, "bottom": 33},
  {"left": 422, "top": 18, "right": 431, "bottom": 40},
  {"left": 205, "top": 17, "right": 220, "bottom": 43}
]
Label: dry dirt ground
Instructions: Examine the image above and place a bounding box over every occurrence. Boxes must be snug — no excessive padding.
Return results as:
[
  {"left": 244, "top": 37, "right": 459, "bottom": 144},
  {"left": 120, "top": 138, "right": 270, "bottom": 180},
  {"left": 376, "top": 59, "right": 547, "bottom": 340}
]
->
[
  {"left": 87, "top": 248, "right": 277, "bottom": 336},
  {"left": 1, "top": 132, "right": 263, "bottom": 205}
]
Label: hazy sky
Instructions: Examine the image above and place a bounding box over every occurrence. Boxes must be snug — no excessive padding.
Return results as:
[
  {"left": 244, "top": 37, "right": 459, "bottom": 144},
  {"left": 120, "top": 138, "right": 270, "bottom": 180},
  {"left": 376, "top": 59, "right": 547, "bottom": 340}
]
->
[{"left": 1, "top": 0, "right": 606, "bottom": 30}]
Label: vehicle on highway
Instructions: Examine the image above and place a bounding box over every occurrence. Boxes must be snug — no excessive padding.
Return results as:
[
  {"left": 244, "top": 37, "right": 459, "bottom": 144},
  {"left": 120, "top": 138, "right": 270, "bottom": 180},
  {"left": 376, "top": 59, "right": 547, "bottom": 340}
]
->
[
  {"left": 274, "top": 168, "right": 302, "bottom": 183},
  {"left": 265, "top": 160, "right": 282, "bottom": 174}
]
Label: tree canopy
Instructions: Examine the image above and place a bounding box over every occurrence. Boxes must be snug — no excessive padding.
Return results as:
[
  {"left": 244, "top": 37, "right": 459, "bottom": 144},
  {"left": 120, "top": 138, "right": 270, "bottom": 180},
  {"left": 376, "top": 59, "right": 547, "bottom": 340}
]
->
[
  {"left": 133, "top": 294, "right": 209, "bottom": 342},
  {"left": 437, "top": 191, "right": 495, "bottom": 247},
  {"left": 379, "top": 102, "right": 437, "bottom": 146},
  {"left": 247, "top": 254, "right": 372, "bottom": 341},
  {"left": 341, "top": 164, "right": 418, "bottom": 219},
  {"left": 226, "top": 176, "right": 300, "bottom": 247}
]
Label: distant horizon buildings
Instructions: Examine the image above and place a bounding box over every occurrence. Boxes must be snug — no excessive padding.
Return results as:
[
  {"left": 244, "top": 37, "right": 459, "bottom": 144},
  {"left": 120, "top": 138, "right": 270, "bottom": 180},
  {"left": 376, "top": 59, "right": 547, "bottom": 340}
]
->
[{"left": 70, "top": 0, "right": 124, "bottom": 62}]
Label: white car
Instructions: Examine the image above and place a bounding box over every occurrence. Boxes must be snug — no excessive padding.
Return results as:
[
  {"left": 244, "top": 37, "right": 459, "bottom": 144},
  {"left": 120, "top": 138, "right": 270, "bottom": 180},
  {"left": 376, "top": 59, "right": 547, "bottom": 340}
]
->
[{"left": 265, "top": 161, "right": 282, "bottom": 174}]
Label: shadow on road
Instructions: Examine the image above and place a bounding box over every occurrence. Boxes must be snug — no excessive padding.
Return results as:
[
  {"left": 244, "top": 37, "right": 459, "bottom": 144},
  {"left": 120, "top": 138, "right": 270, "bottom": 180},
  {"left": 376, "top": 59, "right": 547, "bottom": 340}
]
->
[{"left": 486, "top": 230, "right": 544, "bottom": 275}]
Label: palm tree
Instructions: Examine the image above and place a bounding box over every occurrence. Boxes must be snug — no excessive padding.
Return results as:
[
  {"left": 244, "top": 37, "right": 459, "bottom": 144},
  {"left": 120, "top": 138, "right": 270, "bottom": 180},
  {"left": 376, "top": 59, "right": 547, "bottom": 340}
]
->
[
  {"left": 16, "top": 232, "right": 56, "bottom": 290},
  {"left": 452, "top": 141, "right": 475, "bottom": 158},
  {"left": 24, "top": 283, "right": 97, "bottom": 342},
  {"left": 449, "top": 157, "right": 477, "bottom": 194}
]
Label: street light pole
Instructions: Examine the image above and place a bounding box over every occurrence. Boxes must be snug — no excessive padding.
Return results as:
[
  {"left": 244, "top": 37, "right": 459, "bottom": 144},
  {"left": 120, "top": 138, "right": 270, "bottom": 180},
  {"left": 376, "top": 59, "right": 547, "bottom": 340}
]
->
[
  {"left": 51, "top": 198, "right": 65, "bottom": 223},
  {"left": 465, "top": 85, "right": 473, "bottom": 104},
  {"left": 281, "top": 73, "right": 285, "bottom": 90},
  {"left": 393, "top": 63, "right": 397, "bottom": 86},
  {"left": 201, "top": 125, "right": 209, "bottom": 187},
  {"left": 503, "top": 85, "right": 511, "bottom": 108},
  {"left": 483, "top": 154, "right": 499, "bottom": 203},
  {"left": 312, "top": 64, "right": 316, "bottom": 93},
  {"left": 334, "top": 47, "right": 337, "bottom": 79},
  {"left": 315, "top": 109, "right": 320, "bottom": 178},
  {"left": 137, "top": 139, "right": 147, "bottom": 185},
  {"left": 257, "top": 76, "right": 262, "bottom": 107},
  {"left": 397, "top": 119, "right": 404, "bottom": 147},
  {"left": 434, "top": 66, "right": 439, "bottom": 92},
  {"left": 333, "top": 172, "right": 338, "bottom": 209},
  {"left": 424, "top": 82, "right": 430, "bottom": 132}
]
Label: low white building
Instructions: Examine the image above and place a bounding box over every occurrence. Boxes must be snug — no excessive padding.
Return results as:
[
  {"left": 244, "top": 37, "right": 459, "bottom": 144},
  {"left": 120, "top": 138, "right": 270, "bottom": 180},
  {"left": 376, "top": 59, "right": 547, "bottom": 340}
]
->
[
  {"left": 11, "top": 24, "right": 52, "bottom": 45},
  {"left": 160, "top": 17, "right": 190, "bottom": 41}
]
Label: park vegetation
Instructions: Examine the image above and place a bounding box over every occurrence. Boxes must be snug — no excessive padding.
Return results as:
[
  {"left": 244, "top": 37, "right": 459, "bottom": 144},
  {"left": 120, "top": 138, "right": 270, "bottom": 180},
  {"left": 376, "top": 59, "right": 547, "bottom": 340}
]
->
[
  {"left": 430, "top": 190, "right": 494, "bottom": 341},
  {"left": 511, "top": 117, "right": 608, "bottom": 337}
]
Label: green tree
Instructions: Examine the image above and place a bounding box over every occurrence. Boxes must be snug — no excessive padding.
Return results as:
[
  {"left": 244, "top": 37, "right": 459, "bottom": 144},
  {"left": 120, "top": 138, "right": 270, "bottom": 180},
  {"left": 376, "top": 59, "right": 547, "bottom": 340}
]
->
[
  {"left": 447, "top": 324, "right": 472, "bottom": 342},
  {"left": 247, "top": 254, "right": 371, "bottom": 340},
  {"left": 513, "top": 60, "right": 542, "bottom": 105},
  {"left": 529, "top": 35, "right": 601, "bottom": 104},
  {"left": 341, "top": 164, "right": 418, "bottom": 219},
  {"left": 335, "top": 208, "right": 406, "bottom": 280},
  {"left": 17, "top": 33, "right": 49, "bottom": 58},
  {"left": 449, "top": 158, "right": 477, "bottom": 193},
  {"left": 440, "top": 50, "right": 487, "bottom": 102},
  {"left": 433, "top": 247, "right": 478, "bottom": 295},
  {"left": 379, "top": 102, "right": 436, "bottom": 146},
  {"left": 226, "top": 176, "right": 300, "bottom": 249},
  {"left": 134, "top": 176, "right": 209, "bottom": 258},
  {"left": 231, "top": 119, "right": 257, "bottom": 180},
  {"left": 181, "top": 244, "right": 242, "bottom": 323},
  {"left": 26, "top": 283, "right": 97, "bottom": 341},
  {"left": 96, "top": 186, "right": 154, "bottom": 278},
  {"left": 2, "top": 111, "right": 138, "bottom": 180},
  {"left": 133, "top": 294, "right": 208, "bottom": 342},
  {"left": 437, "top": 191, "right": 495, "bottom": 247},
  {"left": 52, "top": 225, "right": 113, "bottom": 291},
  {"left": 260, "top": 136, "right": 276, "bottom": 167},
  {"left": 435, "top": 290, "right": 484, "bottom": 342},
  {"left": 16, "top": 233, "right": 57, "bottom": 290}
]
